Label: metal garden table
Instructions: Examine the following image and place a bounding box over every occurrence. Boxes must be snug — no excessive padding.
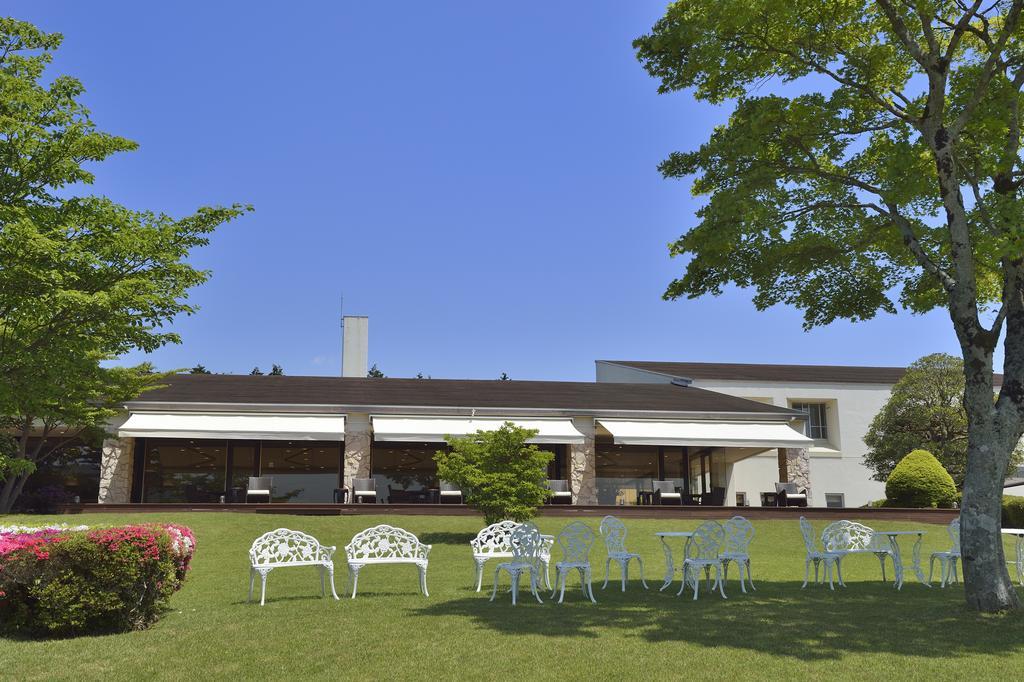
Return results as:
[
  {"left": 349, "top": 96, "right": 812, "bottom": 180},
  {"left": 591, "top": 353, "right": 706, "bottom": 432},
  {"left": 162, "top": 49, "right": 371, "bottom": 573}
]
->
[
  {"left": 873, "top": 530, "right": 928, "bottom": 589},
  {"left": 1001, "top": 528, "right": 1024, "bottom": 585},
  {"left": 655, "top": 531, "right": 695, "bottom": 591}
]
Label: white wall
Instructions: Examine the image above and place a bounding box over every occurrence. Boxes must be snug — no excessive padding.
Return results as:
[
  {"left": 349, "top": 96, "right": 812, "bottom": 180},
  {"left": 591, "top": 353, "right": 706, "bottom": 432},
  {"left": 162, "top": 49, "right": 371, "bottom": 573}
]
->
[{"left": 596, "top": 363, "right": 890, "bottom": 507}]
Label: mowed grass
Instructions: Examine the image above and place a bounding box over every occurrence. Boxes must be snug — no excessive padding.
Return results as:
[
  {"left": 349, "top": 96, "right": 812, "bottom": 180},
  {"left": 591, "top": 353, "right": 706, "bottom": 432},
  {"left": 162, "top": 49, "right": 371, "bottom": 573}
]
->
[{"left": 2, "top": 512, "right": 1024, "bottom": 681}]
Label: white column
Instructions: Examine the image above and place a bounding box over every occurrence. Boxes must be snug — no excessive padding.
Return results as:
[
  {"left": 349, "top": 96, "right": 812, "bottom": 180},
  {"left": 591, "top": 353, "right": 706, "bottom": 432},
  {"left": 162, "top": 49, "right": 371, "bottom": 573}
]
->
[
  {"left": 98, "top": 436, "right": 134, "bottom": 504},
  {"left": 569, "top": 417, "right": 597, "bottom": 505},
  {"left": 344, "top": 413, "right": 372, "bottom": 490}
]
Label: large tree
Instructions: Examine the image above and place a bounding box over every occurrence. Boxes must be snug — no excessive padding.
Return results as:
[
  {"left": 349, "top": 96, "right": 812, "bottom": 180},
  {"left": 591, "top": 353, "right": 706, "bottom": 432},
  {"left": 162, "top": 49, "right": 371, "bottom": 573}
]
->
[
  {"left": 0, "top": 19, "right": 248, "bottom": 511},
  {"left": 864, "top": 353, "right": 1023, "bottom": 484},
  {"left": 636, "top": 1, "right": 1024, "bottom": 611}
]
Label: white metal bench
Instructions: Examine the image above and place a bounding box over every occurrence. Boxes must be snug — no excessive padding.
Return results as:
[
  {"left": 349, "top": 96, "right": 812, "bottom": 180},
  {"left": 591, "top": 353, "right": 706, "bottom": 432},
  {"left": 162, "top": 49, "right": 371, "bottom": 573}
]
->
[
  {"left": 345, "top": 524, "right": 431, "bottom": 598},
  {"left": 248, "top": 528, "right": 339, "bottom": 606},
  {"left": 470, "top": 520, "right": 553, "bottom": 592},
  {"left": 821, "top": 520, "right": 893, "bottom": 585}
]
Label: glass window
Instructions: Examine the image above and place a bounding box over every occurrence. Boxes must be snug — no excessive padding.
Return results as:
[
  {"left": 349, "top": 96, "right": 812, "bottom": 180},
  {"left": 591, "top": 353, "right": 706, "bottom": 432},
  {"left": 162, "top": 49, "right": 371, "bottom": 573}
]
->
[
  {"left": 541, "top": 444, "right": 566, "bottom": 480},
  {"left": 260, "top": 441, "right": 341, "bottom": 503},
  {"left": 793, "top": 402, "right": 828, "bottom": 440},
  {"left": 825, "top": 493, "right": 845, "bottom": 508},
  {"left": 736, "top": 492, "right": 748, "bottom": 506},
  {"left": 372, "top": 442, "right": 443, "bottom": 501},
  {"left": 229, "top": 443, "right": 258, "bottom": 498},
  {"left": 16, "top": 439, "right": 101, "bottom": 510},
  {"left": 595, "top": 443, "right": 658, "bottom": 505},
  {"left": 143, "top": 439, "right": 227, "bottom": 503}
]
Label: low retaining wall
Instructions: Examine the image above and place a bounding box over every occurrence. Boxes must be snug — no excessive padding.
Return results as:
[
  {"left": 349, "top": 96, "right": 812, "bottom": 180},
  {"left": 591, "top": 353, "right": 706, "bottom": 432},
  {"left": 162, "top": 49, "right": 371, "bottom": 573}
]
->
[{"left": 57, "top": 502, "right": 960, "bottom": 523}]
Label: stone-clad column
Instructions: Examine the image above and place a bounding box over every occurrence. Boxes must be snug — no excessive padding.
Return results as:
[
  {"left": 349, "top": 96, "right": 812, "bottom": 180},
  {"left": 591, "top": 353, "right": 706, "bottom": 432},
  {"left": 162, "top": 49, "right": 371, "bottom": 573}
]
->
[
  {"left": 344, "top": 413, "right": 372, "bottom": 491},
  {"left": 98, "top": 436, "right": 134, "bottom": 504},
  {"left": 569, "top": 417, "right": 597, "bottom": 505},
  {"left": 785, "top": 447, "right": 812, "bottom": 504}
]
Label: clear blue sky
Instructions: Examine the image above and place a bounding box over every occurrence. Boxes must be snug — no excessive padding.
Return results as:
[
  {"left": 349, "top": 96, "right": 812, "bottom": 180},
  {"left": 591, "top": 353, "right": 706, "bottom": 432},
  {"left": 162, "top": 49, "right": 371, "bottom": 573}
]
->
[{"left": 9, "top": 1, "right": 972, "bottom": 380}]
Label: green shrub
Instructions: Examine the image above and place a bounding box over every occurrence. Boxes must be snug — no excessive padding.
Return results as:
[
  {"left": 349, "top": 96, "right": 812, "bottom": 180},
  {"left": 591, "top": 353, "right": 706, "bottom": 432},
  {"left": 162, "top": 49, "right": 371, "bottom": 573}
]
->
[
  {"left": 0, "top": 524, "right": 195, "bottom": 637},
  {"left": 1003, "top": 496, "right": 1024, "bottom": 528},
  {"left": 885, "top": 449, "right": 958, "bottom": 508}
]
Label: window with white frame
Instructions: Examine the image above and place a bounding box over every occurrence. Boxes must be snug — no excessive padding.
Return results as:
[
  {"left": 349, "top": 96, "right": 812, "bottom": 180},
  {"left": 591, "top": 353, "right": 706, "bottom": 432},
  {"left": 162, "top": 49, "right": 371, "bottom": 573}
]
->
[
  {"left": 792, "top": 402, "right": 829, "bottom": 440},
  {"left": 824, "top": 493, "right": 845, "bottom": 508},
  {"left": 736, "top": 492, "right": 747, "bottom": 506}
]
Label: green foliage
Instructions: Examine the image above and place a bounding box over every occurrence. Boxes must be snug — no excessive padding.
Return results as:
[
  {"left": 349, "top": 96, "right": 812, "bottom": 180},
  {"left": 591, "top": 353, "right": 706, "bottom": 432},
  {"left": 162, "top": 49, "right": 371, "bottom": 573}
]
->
[
  {"left": 269, "top": 364, "right": 284, "bottom": 376},
  {"left": 1002, "top": 496, "right": 1024, "bottom": 528},
  {"left": 190, "top": 365, "right": 212, "bottom": 374},
  {"left": 0, "top": 19, "right": 249, "bottom": 510},
  {"left": 885, "top": 450, "right": 958, "bottom": 508},
  {"left": 434, "top": 423, "right": 554, "bottom": 525},
  {"left": 367, "top": 364, "right": 385, "bottom": 378},
  {"left": 864, "top": 354, "right": 1023, "bottom": 486},
  {"left": 0, "top": 525, "right": 194, "bottom": 637},
  {"left": 249, "top": 367, "right": 263, "bottom": 375}
]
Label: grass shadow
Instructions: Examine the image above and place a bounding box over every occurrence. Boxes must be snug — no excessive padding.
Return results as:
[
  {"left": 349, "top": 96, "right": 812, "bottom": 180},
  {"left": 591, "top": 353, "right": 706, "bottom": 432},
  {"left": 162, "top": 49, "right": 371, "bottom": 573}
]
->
[
  {"left": 419, "top": 531, "right": 477, "bottom": 546},
  {"left": 409, "top": 579, "right": 1024, "bottom": 660}
]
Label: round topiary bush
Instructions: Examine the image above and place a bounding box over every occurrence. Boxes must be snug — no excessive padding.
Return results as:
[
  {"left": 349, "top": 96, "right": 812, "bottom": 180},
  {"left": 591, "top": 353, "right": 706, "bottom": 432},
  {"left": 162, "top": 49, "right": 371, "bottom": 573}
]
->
[{"left": 885, "top": 449, "right": 958, "bottom": 508}]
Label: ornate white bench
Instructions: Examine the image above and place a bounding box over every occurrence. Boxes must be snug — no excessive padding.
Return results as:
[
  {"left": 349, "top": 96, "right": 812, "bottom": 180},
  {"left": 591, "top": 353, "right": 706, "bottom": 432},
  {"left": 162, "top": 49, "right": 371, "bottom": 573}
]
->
[
  {"left": 345, "top": 524, "right": 431, "bottom": 598},
  {"left": 470, "top": 520, "right": 553, "bottom": 592},
  {"left": 248, "top": 528, "right": 339, "bottom": 606}
]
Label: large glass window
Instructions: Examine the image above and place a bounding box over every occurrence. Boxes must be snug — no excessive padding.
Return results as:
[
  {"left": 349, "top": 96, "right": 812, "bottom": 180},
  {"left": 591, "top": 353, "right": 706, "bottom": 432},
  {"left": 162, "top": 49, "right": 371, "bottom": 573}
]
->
[
  {"left": 260, "top": 441, "right": 341, "bottom": 503},
  {"left": 372, "top": 442, "right": 443, "bottom": 502},
  {"left": 16, "top": 440, "right": 101, "bottom": 510},
  {"left": 595, "top": 443, "right": 658, "bottom": 505},
  {"left": 543, "top": 444, "right": 567, "bottom": 481},
  {"left": 143, "top": 440, "right": 227, "bottom": 503}
]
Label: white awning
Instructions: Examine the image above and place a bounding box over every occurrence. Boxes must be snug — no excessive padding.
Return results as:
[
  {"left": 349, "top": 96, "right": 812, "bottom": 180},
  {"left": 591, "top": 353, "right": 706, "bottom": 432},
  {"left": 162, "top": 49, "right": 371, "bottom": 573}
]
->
[
  {"left": 596, "top": 419, "right": 812, "bottom": 449},
  {"left": 371, "top": 416, "right": 585, "bottom": 444},
  {"left": 119, "top": 412, "right": 346, "bottom": 441}
]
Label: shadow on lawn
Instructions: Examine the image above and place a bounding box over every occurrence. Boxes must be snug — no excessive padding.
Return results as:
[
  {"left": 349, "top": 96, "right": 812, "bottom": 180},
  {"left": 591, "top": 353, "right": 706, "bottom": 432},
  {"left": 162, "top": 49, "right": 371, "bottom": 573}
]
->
[
  {"left": 411, "top": 580, "right": 1024, "bottom": 661},
  {"left": 418, "top": 532, "right": 477, "bottom": 546}
]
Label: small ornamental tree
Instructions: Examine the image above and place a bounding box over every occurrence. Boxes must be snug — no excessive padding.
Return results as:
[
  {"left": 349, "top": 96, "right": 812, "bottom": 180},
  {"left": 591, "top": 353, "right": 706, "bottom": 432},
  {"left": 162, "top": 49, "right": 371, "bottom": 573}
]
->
[
  {"left": 885, "top": 449, "right": 959, "bottom": 508},
  {"left": 434, "top": 423, "right": 554, "bottom": 525}
]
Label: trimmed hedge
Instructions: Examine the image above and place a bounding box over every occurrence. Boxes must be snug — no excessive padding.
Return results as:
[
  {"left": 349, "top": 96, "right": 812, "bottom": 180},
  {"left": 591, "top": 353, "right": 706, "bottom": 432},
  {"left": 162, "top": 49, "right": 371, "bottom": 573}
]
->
[
  {"left": 1003, "top": 496, "right": 1024, "bottom": 528},
  {"left": 0, "top": 524, "right": 194, "bottom": 637},
  {"left": 885, "top": 449, "right": 958, "bottom": 508}
]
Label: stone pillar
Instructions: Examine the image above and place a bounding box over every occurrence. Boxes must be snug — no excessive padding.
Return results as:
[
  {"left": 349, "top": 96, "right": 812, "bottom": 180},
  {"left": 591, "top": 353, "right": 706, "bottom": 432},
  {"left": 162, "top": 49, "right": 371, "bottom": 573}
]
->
[
  {"left": 569, "top": 417, "right": 597, "bottom": 505},
  {"left": 344, "top": 413, "right": 372, "bottom": 491},
  {"left": 785, "top": 447, "right": 812, "bottom": 504},
  {"left": 98, "top": 436, "right": 134, "bottom": 504}
]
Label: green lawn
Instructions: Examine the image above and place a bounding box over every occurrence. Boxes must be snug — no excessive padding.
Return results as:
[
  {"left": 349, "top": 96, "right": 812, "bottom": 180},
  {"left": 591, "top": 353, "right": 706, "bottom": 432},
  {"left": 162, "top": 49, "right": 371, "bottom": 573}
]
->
[{"left": 2, "top": 512, "right": 1023, "bottom": 681}]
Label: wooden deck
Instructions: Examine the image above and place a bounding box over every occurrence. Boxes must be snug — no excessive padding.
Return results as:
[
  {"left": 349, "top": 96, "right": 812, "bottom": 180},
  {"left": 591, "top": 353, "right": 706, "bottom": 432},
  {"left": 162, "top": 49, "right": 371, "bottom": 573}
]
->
[{"left": 57, "top": 502, "right": 960, "bottom": 522}]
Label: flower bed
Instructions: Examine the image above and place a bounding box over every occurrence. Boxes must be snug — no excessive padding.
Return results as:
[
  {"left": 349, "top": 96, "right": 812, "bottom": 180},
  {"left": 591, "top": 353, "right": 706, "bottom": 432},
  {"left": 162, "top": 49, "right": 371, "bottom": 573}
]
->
[{"left": 0, "top": 523, "right": 196, "bottom": 636}]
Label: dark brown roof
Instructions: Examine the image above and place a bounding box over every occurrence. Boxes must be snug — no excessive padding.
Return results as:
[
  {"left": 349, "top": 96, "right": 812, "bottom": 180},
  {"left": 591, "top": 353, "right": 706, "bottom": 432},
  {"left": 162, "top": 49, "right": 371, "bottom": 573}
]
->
[
  {"left": 129, "top": 374, "right": 799, "bottom": 416},
  {"left": 602, "top": 360, "right": 1004, "bottom": 386}
]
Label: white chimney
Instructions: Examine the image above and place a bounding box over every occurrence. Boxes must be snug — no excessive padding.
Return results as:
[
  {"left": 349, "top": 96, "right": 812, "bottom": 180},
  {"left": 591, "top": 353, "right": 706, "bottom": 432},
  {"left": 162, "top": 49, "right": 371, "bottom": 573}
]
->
[{"left": 342, "top": 315, "right": 368, "bottom": 378}]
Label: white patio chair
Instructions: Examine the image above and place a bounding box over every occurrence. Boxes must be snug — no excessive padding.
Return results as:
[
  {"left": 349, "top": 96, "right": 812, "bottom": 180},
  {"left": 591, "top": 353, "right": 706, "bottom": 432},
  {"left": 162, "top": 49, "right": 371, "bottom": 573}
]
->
[
  {"left": 550, "top": 521, "right": 598, "bottom": 604},
  {"left": 599, "top": 515, "right": 648, "bottom": 591},
  {"left": 547, "top": 479, "right": 573, "bottom": 504},
  {"left": 720, "top": 515, "right": 756, "bottom": 593},
  {"left": 470, "top": 521, "right": 553, "bottom": 592},
  {"left": 352, "top": 478, "right": 377, "bottom": 503},
  {"left": 438, "top": 480, "right": 463, "bottom": 503},
  {"left": 490, "top": 522, "right": 545, "bottom": 605},
  {"left": 652, "top": 480, "right": 682, "bottom": 505},
  {"left": 929, "top": 517, "right": 961, "bottom": 587},
  {"left": 799, "top": 516, "right": 841, "bottom": 589},
  {"left": 677, "top": 520, "right": 727, "bottom": 599},
  {"left": 821, "top": 520, "right": 893, "bottom": 585}
]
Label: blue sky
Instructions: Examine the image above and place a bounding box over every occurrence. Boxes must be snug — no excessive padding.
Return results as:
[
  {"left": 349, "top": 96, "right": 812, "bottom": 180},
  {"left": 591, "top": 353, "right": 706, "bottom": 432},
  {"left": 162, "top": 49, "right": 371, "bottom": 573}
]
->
[{"left": 9, "top": 1, "right": 970, "bottom": 380}]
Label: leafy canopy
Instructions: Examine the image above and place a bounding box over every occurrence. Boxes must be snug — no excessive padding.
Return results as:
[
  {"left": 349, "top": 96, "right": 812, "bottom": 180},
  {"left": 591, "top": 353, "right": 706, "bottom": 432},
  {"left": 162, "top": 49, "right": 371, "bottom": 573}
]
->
[
  {"left": 634, "top": 0, "right": 1024, "bottom": 329},
  {"left": 434, "top": 423, "right": 554, "bottom": 525},
  {"left": 885, "top": 448, "right": 959, "bottom": 507},
  {"left": 0, "top": 19, "right": 249, "bottom": 510},
  {"left": 864, "top": 353, "right": 1024, "bottom": 484}
]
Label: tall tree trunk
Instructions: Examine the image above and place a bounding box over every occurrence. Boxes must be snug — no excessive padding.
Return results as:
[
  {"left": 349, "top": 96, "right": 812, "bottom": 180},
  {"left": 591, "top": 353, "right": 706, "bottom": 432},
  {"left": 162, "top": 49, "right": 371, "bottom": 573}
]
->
[
  {"left": 0, "top": 471, "right": 21, "bottom": 514},
  {"left": 959, "top": 342, "right": 1021, "bottom": 611}
]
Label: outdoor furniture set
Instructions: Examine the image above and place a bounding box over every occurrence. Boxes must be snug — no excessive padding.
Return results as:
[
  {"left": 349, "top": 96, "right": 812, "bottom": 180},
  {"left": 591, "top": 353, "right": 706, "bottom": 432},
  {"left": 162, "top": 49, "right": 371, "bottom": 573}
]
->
[
  {"left": 656, "top": 516, "right": 756, "bottom": 599},
  {"left": 639, "top": 481, "right": 728, "bottom": 506},
  {"left": 799, "top": 516, "right": 960, "bottom": 590}
]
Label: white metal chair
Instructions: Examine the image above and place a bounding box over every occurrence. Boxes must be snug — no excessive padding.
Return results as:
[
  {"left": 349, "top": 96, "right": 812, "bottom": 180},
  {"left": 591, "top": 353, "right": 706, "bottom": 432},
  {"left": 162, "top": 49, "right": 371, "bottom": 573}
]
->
[
  {"left": 246, "top": 476, "right": 273, "bottom": 503},
  {"left": 677, "top": 520, "right": 727, "bottom": 599},
  {"left": 547, "top": 479, "right": 573, "bottom": 504},
  {"left": 490, "top": 522, "right": 545, "bottom": 605},
  {"left": 550, "top": 521, "right": 598, "bottom": 604},
  {"left": 247, "top": 528, "right": 339, "bottom": 606},
  {"left": 929, "top": 518, "right": 961, "bottom": 587},
  {"left": 799, "top": 516, "right": 841, "bottom": 589},
  {"left": 720, "top": 515, "right": 756, "bottom": 593},
  {"left": 438, "top": 480, "right": 463, "bottom": 503},
  {"left": 470, "top": 520, "right": 553, "bottom": 592},
  {"left": 821, "top": 520, "right": 893, "bottom": 585},
  {"left": 599, "top": 515, "right": 648, "bottom": 591},
  {"left": 344, "top": 524, "right": 431, "bottom": 598}
]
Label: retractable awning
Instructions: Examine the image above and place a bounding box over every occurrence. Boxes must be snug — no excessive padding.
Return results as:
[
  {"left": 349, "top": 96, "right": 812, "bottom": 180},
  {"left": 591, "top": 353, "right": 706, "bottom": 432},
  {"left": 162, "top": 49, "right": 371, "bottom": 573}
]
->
[
  {"left": 370, "top": 416, "right": 585, "bottom": 444},
  {"left": 118, "top": 412, "right": 346, "bottom": 441},
  {"left": 596, "top": 419, "right": 812, "bottom": 449}
]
